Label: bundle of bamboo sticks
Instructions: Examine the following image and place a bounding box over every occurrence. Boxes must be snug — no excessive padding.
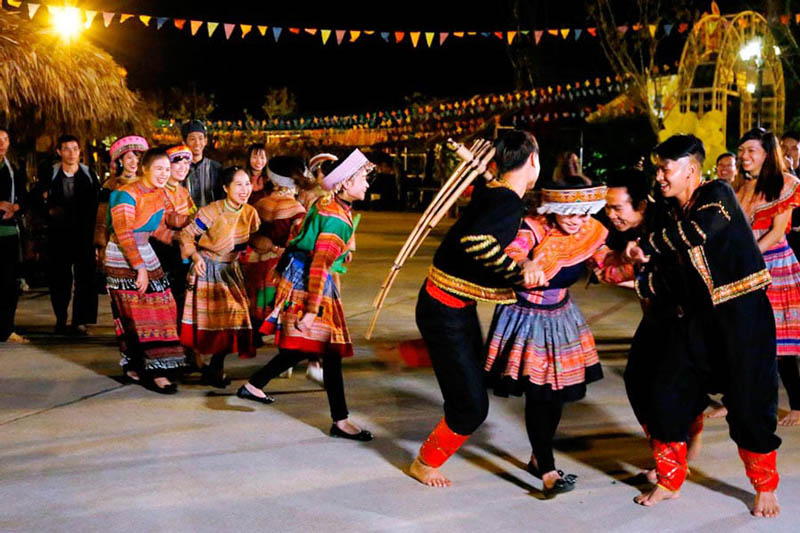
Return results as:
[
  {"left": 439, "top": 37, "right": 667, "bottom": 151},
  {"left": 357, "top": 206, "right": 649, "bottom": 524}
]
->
[{"left": 364, "top": 137, "right": 496, "bottom": 339}]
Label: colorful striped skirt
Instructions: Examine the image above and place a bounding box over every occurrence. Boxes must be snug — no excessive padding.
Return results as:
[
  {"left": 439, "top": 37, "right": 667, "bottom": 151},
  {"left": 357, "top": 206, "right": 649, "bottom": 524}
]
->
[
  {"left": 104, "top": 240, "right": 186, "bottom": 372},
  {"left": 240, "top": 247, "right": 281, "bottom": 330},
  {"left": 261, "top": 251, "right": 352, "bottom": 357},
  {"left": 180, "top": 253, "right": 254, "bottom": 357},
  {"left": 484, "top": 291, "right": 602, "bottom": 401},
  {"left": 764, "top": 239, "right": 800, "bottom": 357}
]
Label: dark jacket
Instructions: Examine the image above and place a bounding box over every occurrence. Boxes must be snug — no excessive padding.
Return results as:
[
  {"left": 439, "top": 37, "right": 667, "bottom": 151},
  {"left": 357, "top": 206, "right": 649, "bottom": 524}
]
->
[
  {"left": 35, "top": 163, "right": 99, "bottom": 246},
  {"left": 0, "top": 157, "right": 27, "bottom": 232},
  {"left": 184, "top": 157, "right": 222, "bottom": 208}
]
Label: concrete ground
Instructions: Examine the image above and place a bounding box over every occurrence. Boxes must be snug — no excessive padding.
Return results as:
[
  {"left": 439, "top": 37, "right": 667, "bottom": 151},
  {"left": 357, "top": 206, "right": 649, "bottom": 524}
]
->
[{"left": 1, "top": 212, "right": 798, "bottom": 532}]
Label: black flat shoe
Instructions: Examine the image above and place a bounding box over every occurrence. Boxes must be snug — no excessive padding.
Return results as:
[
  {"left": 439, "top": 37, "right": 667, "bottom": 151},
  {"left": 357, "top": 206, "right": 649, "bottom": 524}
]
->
[
  {"left": 143, "top": 379, "right": 178, "bottom": 395},
  {"left": 329, "top": 423, "right": 373, "bottom": 442},
  {"left": 236, "top": 385, "right": 274, "bottom": 404},
  {"left": 201, "top": 367, "right": 231, "bottom": 388},
  {"left": 542, "top": 472, "right": 578, "bottom": 499}
]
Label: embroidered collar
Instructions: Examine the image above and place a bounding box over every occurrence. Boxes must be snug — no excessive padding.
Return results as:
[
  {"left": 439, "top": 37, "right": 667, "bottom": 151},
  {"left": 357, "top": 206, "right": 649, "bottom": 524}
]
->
[{"left": 224, "top": 199, "right": 243, "bottom": 212}]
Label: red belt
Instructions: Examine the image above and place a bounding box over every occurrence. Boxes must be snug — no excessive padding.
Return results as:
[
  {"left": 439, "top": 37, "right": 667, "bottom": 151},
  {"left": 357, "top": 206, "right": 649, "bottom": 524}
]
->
[{"left": 425, "top": 279, "right": 474, "bottom": 309}]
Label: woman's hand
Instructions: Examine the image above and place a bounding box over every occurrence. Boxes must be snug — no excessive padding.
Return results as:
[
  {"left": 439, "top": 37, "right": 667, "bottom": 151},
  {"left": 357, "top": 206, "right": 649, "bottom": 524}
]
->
[
  {"left": 521, "top": 259, "right": 548, "bottom": 288},
  {"left": 192, "top": 253, "right": 207, "bottom": 277},
  {"left": 295, "top": 311, "right": 316, "bottom": 335},
  {"left": 135, "top": 267, "right": 149, "bottom": 296}
]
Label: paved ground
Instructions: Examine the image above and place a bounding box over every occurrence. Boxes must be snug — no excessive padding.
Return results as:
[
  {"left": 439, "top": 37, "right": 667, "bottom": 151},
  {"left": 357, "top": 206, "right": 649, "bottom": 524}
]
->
[{"left": 1, "top": 212, "right": 798, "bottom": 532}]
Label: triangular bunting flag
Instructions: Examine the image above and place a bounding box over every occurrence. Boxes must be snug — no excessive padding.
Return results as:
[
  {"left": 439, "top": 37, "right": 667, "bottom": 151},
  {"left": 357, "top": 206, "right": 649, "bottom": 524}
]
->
[
  {"left": 381, "top": 32, "right": 390, "bottom": 42},
  {"left": 289, "top": 28, "right": 301, "bottom": 34},
  {"left": 780, "top": 15, "right": 789, "bottom": 25},
  {"left": 587, "top": 27, "right": 597, "bottom": 37},
  {"left": 480, "top": 32, "right": 490, "bottom": 37},
  {"left": 439, "top": 32, "right": 449, "bottom": 45},
  {"left": 678, "top": 23, "right": 689, "bottom": 33},
  {"left": 207, "top": 22, "right": 219, "bottom": 37},
  {"left": 494, "top": 31, "right": 503, "bottom": 39},
  {"left": 241, "top": 24, "right": 252, "bottom": 37},
  {"left": 617, "top": 25, "right": 628, "bottom": 34},
  {"left": 304, "top": 28, "right": 317, "bottom": 35},
  {"left": 272, "top": 27, "right": 282, "bottom": 41},
  {"left": 648, "top": 24, "right": 657, "bottom": 38},
  {"left": 796, "top": 14, "right": 800, "bottom": 23},
  {"left": 394, "top": 32, "right": 405, "bottom": 43},
  {"left": 156, "top": 17, "right": 168, "bottom": 30},
  {"left": 350, "top": 30, "right": 361, "bottom": 42},
  {"left": 174, "top": 19, "right": 186, "bottom": 30},
  {"left": 27, "top": 3, "right": 39, "bottom": 18},
  {"left": 410, "top": 32, "right": 421, "bottom": 47},
  {"left": 534, "top": 30, "right": 543, "bottom": 44},
  {"left": 364, "top": 30, "right": 375, "bottom": 35},
  {"left": 120, "top": 14, "right": 133, "bottom": 24},
  {"left": 560, "top": 28, "right": 569, "bottom": 39},
  {"left": 507, "top": 31, "right": 516, "bottom": 44},
  {"left": 190, "top": 20, "right": 202, "bottom": 36},
  {"left": 547, "top": 29, "right": 558, "bottom": 36},
  {"left": 453, "top": 31, "right": 464, "bottom": 38},
  {"left": 139, "top": 15, "right": 151, "bottom": 26},
  {"left": 632, "top": 23, "right": 642, "bottom": 31},
  {"left": 574, "top": 29, "right": 582, "bottom": 40},
  {"left": 334, "top": 30, "right": 345, "bottom": 44},
  {"left": 84, "top": 10, "right": 97, "bottom": 28},
  {"left": 520, "top": 30, "right": 529, "bottom": 35},
  {"left": 425, "top": 32, "right": 434, "bottom": 47},
  {"left": 467, "top": 31, "right": 477, "bottom": 36},
  {"left": 257, "top": 25, "right": 267, "bottom": 36},
  {"left": 664, "top": 24, "right": 673, "bottom": 35},
  {"left": 321, "top": 29, "right": 331, "bottom": 44},
  {"left": 7, "top": 0, "right": 20, "bottom": 6},
  {"left": 224, "top": 23, "right": 234, "bottom": 39}
]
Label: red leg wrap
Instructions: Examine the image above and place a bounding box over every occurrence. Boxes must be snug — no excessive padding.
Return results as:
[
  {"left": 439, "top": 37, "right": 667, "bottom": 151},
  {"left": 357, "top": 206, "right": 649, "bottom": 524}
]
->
[
  {"left": 652, "top": 439, "right": 688, "bottom": 492},
  {"left": 688, "top": 415, "right": 704, "bottom": 440},
  {"left": 738, "top": 449, "right": 779, "bottom": 492},
  {"left": 418, "top": 418, "right": 469, "bottom": 468}
]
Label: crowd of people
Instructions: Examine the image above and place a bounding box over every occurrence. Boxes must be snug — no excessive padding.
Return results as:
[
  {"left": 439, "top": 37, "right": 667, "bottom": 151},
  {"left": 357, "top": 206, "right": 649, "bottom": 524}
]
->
[{"left": 2, "top": 121, "right": 800, "bottom": 518}]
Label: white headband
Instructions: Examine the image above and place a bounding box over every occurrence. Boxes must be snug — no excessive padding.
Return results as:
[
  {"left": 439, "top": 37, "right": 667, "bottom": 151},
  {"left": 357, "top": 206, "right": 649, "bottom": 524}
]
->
[
  {"left": 267, "top": 168, "right": 298, "bottom": 192},
  {"left": 321, "top": 149, "right": 374, "bottom": 191}
]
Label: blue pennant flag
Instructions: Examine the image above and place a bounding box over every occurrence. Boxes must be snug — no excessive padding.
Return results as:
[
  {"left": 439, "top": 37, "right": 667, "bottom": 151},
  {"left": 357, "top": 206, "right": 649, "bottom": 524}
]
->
[
  {"left": 380, "top": 32, "right": 390, "bottom": 42},
  {"left": 664, "top": 24, "right": 674, "bottom": 36},
  {"left": 273, "top": 27, "right": 282, "bottom": 41}
]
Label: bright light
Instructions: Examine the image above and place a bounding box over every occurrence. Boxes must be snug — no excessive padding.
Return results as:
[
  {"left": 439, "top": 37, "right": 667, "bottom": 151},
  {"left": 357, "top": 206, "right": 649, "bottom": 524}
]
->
[
  {"left": 739, "top": 37, "right": 763, "bottom": 61},
  {"left": 50, "top": 6, "right": 83, "bottom": 41},
  {"left": 746, "top": 82, "right": 756, "bottom": 94},
  {"left": 774, "top": 45, "right": 781, "bottom": 57}
]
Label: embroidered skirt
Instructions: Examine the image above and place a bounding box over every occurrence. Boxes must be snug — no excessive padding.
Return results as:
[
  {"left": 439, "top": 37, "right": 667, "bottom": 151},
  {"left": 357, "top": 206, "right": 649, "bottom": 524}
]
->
[
  {"left": 261, "top": 251, "right": 352, "bottom": 357},
  {"left": 484, "top": 291, "right": 602, "bottom": 401},
  {"left": 180, "top": 254, "right": 254, "bottom": 357},
  {"left": 104, "top": 240, "right": 185, "bottom": 372},
  {"left": 240, "top": 247, "right": 281, "bottom": 331},
  {"left": 764, "top": 239, "right": 800, "bottom": 357}
]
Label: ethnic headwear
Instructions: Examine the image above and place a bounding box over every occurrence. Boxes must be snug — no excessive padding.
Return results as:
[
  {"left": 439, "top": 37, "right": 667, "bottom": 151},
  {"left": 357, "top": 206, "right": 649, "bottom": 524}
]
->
[
  {"left": 181, "top": 119, "right": 207, "bottom": 140},
  {"left": 537, "top": 180, "right": 607, "bottom": 216},
  {"left": 309, "top": 153, "right": 338, "bottom": 174},
  {"left": 267, "top": 155, "right": 306, "bottom": 192},
  {"left": 321, "top": 149, "right": 375, "bottom": 192},
  {"left": 110, "top": 135, "right": 148, "bottom": 162},
  {"left": 167, "top": 145, "right": 192, "bottom": 163}
]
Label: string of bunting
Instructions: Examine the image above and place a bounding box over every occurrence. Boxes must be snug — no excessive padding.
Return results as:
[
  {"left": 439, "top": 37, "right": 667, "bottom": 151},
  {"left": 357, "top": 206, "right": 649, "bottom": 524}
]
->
[{"left": 6, "top": 0, "right": 800, "bottom": 47}]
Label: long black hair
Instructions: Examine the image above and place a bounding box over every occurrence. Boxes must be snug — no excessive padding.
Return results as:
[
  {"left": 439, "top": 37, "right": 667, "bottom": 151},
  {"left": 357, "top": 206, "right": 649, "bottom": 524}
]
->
[{"left": 737, "top": 128, "right": 787, "bottom": 202}]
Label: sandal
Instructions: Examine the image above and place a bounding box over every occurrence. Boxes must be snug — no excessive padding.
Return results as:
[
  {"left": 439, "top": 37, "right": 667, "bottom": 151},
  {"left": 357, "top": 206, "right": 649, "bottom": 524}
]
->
[{"left": 543, "top": 474, "right": 576, "bottom": 498}]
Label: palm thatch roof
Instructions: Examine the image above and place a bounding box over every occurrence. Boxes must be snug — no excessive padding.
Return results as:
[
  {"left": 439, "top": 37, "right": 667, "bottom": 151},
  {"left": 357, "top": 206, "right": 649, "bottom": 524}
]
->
[{"left": 0, "top": 10, "right": 151, "bottom": 141}]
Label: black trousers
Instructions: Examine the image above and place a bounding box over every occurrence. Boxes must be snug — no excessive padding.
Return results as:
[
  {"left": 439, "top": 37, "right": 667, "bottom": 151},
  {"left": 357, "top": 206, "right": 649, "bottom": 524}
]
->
[
  {"left": 778, "top": 357, "right": 800, "bottom": 411},
  {"left": 151, "top": 240, "right": 189, "bottom": 322},
  {"left": 416, "top": 285, "right": 488, "bottom": 435},
  {"left": 0, "top": 234, "right": 20, "bottom": 341},
  {"left": 635, "top": 291, "right": 780, "bottom": 454},
  {"left": 47, "top": 234, "right": 98, "bottom": 326},
  {"left": 248, "top": 349, "right": 349, "bottom": 422},
  {"left": 525, "top": 395, "right": 563, "bottom": 474}
]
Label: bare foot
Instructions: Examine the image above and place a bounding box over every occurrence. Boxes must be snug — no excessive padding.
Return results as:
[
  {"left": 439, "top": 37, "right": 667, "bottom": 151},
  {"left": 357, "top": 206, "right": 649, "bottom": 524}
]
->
[
  {"left": 752, "top": 491, "right": 780, "bottom": 518},
  {"left": 634, "top": 485, "right": 680, "bottom": 507},
  {"left": 409, "top": 457, "right": 451, "bottom": 487},
  {"left": 687, "top": 431, "right": 703, "bottom": 461},
  {"left": 153, "top": 376, "right": 173, "bottom": 389},
  {"left": 778, "top": 410, "right": 800, "bottom": 426},
  {"left": 334, "top": 418, "right": 363, "bottom": 435},
  {"left": 126, "top": 370, "right": 140, "bottom": 382},
  {"left": 643, "top": 468, "right": 658, "bottom": 484},
  {"left": 244, "top": 382, "right": 268, "bottom": 399},
  {"left": 5, "top": 332, "right": 29, "bottom": 343},
  {"left": 706, "top": 406, "right": 728, "bottom": 419}
]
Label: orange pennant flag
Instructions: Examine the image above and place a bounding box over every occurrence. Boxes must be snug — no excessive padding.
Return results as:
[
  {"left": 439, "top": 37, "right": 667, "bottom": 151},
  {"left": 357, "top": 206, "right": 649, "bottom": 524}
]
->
[
  {"left": 257, "top": 25, "right": 267, "bottom": 36},
  {"left": 305, "top": 28, "right": 318, "bottom": 35},
  {"left": 289, "top": 27, "right": 301, "bottom": 34},
  {"left": 547, "top": 29, "right": 558, "bottom": 36},
  {"left": 648, "top": 24, "right": 657, "bottom": 38},
  {"left": 796, "top": 14, "right": 800, "bottom": 23},
  {"left": 174, "top": 19, "right": 186, "bottom": 30},
  {"left": 507, "top": 31, "right": 516, "bottom": 44},
  {"left": 241, "top": 24, "right": 252, "bottom": 37},
  {"left": 320, "top": 29, "right": 331, "bottom": 44},
  {"left": 395, "top": 31, "right": 405, "bottom": 43},
  {"left": 139, "top": 15, "right": 151, "bottom": 26},
  {"left": 190, "top": 20, "right": 203, "bottom": 36},
  {"left": 494, "top": 31, "right": 503, "bottom": 40},
  {"left": 632, "top": 23, "right": 642, "bottom": 31},
  {"left": 364, "top": 30, "right": 375, "bottom": 35},
  {"left": 410, "top": 31, "right": 421, "bottom": 47},
  {"left": 467, "top": 31, "right": 477, "bottom": 36},
  {"left": 587, "top": 27, "right": 597, "bottom": 37},
  {"left": 120, "top": 14, "right": 134, "bottom": 23},
  {"left": 560, "top": 28, "right": 569, "bottom": 39},
  {"left": 425, "top": 32, "right": 434, "bottom": 47},
  {"left": 453, "top": 31, "right": 464, "bottom": 38},
  {"left": 350, "top": 30, "right": 361, "bottom": 42}
]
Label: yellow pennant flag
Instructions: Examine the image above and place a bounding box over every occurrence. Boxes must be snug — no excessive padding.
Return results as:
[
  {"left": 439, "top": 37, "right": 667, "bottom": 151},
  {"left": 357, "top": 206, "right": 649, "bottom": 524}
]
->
[
  {"left": 257, "top": 25, "right": 267, "bottom": 36},
  {"left": 139, "top": 15, "right": 151, "bottom": 26},
  {"left": 507, "top": 31, "right": 516, "bottom": 44},
  {"left": 84, "top": 10, "right": 97, "bottom": 28},
  {"left": 453, "top": 31, "right": 464, "bottom": 38},
  {"left": 207, "top": 22, "right": 219, "bottom": 37},
  {"left": 120, "top": 14, "right": 134, "bottom": 23},
  {"left": 364, "top": 30, "right": 375, "bottom": 35},
  {"left": 560, "top": 28, "right": 569, "bottom": 39},
  {"left": 349, "top": 30, "right": 361, "bottom": 42},
  {"left": 321, "top": 29, "right": 332, "bottom": 44},
  {"left": 410, "top": 31, "right": 421, "bottom": 47},
  {"left": 648, "top": 24, "right": 657, "bottom": 38},
  {"left": 7, "top": 0, "right": 21, "bottom": 7},
  {"left": 425, "top": 32, "right": 434, "bottom": 47},
  {"left": 240, "top": 24, "right": 252, "bottom": 37},
  {"left": 190, "top": 20, "right": 203, "bottom": 36}
]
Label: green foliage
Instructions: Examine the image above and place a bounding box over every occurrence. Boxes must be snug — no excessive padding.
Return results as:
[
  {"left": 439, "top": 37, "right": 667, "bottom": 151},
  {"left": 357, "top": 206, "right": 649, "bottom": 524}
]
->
[{"left": 262, "top": 87, "right": 297, "bottom": 119}]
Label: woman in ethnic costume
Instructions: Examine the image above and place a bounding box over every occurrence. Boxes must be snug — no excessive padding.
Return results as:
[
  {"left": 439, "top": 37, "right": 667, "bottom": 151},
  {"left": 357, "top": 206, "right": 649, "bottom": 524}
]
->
[
  {"left": 104, "top": 147, "right": 185, "bottom": 394},
  {"left": 237, "top": 149, "right": 374, "bottom": 442},
  {"left": 95, "top": 135, "right": 149, "bottom": 265},
  {"left": 245, "top": 143, "right": 270, "bottom": 205},
  {"left": 735, "top": 128, "right": 800, "bottom": 426},
  {"left": 484, "top": 176, "right": 608, "bottom": 497},
  {"left": 180, "top": 168, "right": 260, "bottom": 387},
  {"left": 297, "top": 152, "right": 337, "bottom": 210}
]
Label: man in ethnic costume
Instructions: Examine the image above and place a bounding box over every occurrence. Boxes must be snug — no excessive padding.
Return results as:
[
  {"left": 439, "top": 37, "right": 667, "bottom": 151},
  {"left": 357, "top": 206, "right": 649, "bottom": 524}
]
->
[
  {"left": 409, "top": 130, "right": 542, "bottom": 487},
  {"left": 626, "top": 135, "right": 781, "bottom": 518}
]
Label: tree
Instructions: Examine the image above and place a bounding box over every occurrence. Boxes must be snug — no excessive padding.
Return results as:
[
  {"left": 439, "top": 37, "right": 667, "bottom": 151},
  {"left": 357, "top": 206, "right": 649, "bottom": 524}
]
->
[
  {"left": 144, "top": 84, "right": 216, "bottom": 121},
  {"left": 262, "top": 87, "right": 297, "bottom": 119}
]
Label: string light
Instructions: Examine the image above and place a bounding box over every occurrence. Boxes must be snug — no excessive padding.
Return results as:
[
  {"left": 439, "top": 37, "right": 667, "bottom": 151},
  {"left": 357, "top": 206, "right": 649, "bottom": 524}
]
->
[{"left": 50, "top": 6, "right": 83, "bottom": 41}]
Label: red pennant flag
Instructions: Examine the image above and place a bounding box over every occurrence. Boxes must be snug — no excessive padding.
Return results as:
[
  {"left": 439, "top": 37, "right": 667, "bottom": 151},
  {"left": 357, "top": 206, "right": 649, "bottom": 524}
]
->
[
  {"left": 395, "top": 31, "right": 405, "bottom": 43},
  {"left": 289, "top": 27, "right": 301, "bottom": 34},
  {"left": 678, "top": 23, "right": 689, "bottom": 32},
  {"left": 534, "top": 30, "right": 543, "bottom": 44},
  {"left": 617, "top": 25, "right": 628, "bottom": 34},
  {"left": 439, "top": 32, "right": 449, "bottom": 45},
  {"left": 494, "top": 31, "right": 503, "bottom": 40},
  {"left": 174, "top": 19, "right": 186, "bottom": 30},
  {"left": 335, "top": 30, "right": 346, "bottom": 44},
  {"left": 103, "top": 12, "right": 114, "bottom": 27},
  {"left": 780, "top": 15, "right": 789, "bottom": 25},
  {"left": 587, "top": 27, "right": 597, "bottom": 37}
]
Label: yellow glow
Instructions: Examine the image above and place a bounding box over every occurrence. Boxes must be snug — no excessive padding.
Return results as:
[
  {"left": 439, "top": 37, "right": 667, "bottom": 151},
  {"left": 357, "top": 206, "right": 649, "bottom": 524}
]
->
[
  {"left": 50, "top": 6, "right": 83, "bottom": 41},
  {"left": 746, "top": 82, "right": 756, "bottom": 94},
  {"left": 739, "top": 37, "right": 762, "bottom": 62}
]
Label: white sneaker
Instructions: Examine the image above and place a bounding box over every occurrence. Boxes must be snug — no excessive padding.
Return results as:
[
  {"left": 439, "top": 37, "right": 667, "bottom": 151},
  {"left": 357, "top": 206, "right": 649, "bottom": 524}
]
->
[
  {"left": 279, "top": 367, "right": 293, "bottom": 379},
  {"left": 306, "top": 363, "right": 323, "bottom": 384}
]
